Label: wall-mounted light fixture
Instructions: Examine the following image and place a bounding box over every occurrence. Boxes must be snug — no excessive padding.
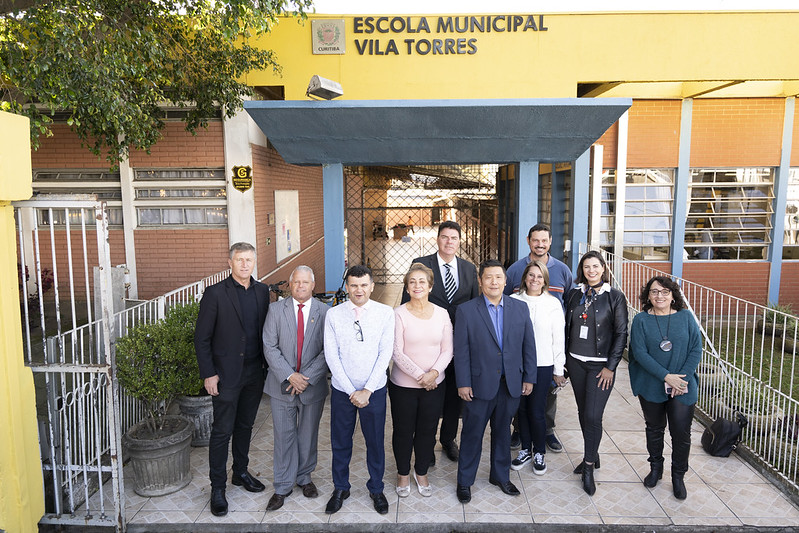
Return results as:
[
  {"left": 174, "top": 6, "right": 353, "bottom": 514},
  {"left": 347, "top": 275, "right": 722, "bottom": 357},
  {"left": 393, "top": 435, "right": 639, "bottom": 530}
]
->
[{"left": 306, "top": 75, "right": 343, "bottom": 100}]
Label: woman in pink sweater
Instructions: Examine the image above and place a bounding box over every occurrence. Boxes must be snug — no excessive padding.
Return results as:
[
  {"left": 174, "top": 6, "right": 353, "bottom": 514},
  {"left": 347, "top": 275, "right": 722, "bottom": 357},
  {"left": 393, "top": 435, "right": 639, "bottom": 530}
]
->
[{"left": 390, "top": 262, "right": 453, "bottom": 497}]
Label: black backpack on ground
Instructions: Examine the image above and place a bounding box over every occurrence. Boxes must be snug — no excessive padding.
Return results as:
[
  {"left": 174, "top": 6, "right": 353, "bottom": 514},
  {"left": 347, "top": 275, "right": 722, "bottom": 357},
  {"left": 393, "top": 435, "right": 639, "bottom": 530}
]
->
[{"left": 701, "top": 412, "right": 748, "bottom": 457}]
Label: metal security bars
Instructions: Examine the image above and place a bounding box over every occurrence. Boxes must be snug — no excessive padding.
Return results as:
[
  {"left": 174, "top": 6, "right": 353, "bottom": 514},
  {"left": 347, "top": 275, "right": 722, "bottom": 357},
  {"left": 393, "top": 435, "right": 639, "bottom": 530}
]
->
[
  {"left": 15, "top": 197, "right": 125, "bottom": 530},
  {"left": 15, "top": 194, "right": 233, "bottom": 532},
  {"left": 581, "top": 244, "right": 799, "bottom": 498},
  {"left": 344, "top": 165, "right": 498, "bottom": 283}
]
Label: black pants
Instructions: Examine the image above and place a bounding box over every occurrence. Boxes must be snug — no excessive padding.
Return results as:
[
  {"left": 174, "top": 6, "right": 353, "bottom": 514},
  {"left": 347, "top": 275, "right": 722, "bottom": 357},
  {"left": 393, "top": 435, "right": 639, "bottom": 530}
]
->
[
  {"left": 518, "top": 365, "right": 553, "bottom": 454},
  {"left": 389, "top": 381, "right": 446, "bottom": 476},
  {"left": 567, "top": 357, "right": 614, "bottom": 464},
  {"left": 638, "top": 396, "right": 695, "bottom": 474},
  {"left": 438, "top": 359, "right": 462, "bottom": 444},
  {"left": 208, "top": 360, "right": 265, "bottom": 489}
]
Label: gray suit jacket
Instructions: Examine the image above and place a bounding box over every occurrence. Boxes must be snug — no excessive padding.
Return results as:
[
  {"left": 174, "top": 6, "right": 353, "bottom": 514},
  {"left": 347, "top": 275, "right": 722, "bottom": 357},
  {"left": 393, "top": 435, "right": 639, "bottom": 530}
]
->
[{"left": 262, "top": 297, "right": 329, "bottom": 405}]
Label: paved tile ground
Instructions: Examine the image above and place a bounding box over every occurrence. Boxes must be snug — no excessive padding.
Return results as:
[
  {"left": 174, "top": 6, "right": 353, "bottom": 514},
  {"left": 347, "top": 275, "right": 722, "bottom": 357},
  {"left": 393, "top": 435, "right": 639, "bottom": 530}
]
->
[{"left": 100, "top": 284, "right": 799, "bottom": 529}]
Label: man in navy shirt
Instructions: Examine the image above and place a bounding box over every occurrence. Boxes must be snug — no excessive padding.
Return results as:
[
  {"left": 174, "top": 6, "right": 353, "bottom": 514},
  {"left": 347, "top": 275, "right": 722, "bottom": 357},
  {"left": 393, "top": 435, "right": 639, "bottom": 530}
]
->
[{"left": 504, "top": 223, "right": 573, "bottom": 453}]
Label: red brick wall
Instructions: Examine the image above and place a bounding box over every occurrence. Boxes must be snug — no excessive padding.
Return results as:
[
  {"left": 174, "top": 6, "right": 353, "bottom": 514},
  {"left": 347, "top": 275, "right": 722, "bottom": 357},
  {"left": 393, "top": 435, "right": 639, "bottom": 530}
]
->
[
  {"left": 682, "top": 262, "right": 770, "bottom": 305},
  {"left": 778, "top": 263, "right": 799, "bottom": 309},
  {"left": 31, "top": 125, "right": 108, "bottom": 168},
  {"left": 129, "top": 122, "right": 225, "bottom": 168},
  {"left": 251, "top": 145, "right": 326, "bottom": 289},
  {"left": 627, "top": 100, "right": 681, "bottom": 168},
  {"left": 134, "top": 229, "right": 229, "bottom": 299},
  {"left": 690, "top": 98, "right": 784, "bottom": 167},
  {"left": 30, "top": 229, "right": 127, "bottom": 302},
  {"left": 596, "top": 122, "right": 618, "bottom": 169}
]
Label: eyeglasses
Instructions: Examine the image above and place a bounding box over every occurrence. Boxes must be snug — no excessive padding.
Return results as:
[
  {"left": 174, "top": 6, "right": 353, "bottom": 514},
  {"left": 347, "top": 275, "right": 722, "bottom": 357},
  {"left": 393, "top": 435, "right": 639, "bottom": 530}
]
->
[
  {"left": 354, "top": 320, "right": 363, "bottom": 342},
  {"left": 649, "top": 288, "right": 672, "bottom": 296}
]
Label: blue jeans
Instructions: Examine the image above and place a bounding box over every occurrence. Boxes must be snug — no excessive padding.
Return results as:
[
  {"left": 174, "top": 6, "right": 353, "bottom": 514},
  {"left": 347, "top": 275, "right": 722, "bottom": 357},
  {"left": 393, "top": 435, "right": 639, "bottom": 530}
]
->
[{"left": 330, "top": 386, "right": 387, "bottom": 493}]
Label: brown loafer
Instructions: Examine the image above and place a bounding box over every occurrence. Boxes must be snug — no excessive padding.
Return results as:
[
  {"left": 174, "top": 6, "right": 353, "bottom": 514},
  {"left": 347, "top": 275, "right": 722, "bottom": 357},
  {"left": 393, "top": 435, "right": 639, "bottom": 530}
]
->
[
  {"left": 300, "top": 481, "right": 318, "bottom": 498},
  {"left": 266, "top": 490, "right": 292, "bottom": 511}
]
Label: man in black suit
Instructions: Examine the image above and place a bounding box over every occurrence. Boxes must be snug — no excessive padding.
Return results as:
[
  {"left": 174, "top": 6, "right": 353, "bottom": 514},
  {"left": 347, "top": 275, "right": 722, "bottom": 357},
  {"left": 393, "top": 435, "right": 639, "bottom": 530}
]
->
[
  {"left": 195, "top": 242, "right": 270, "bottom": 517},
  {"left": 401, "top": 220, "right": 479, "bottom": 462}
]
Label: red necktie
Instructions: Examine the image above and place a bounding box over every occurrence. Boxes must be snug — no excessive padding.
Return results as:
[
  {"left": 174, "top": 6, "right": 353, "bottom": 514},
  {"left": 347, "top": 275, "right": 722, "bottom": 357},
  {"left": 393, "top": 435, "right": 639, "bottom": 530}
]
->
[{"left": 296, "top": 303, "right": 305, "bottom": 371}]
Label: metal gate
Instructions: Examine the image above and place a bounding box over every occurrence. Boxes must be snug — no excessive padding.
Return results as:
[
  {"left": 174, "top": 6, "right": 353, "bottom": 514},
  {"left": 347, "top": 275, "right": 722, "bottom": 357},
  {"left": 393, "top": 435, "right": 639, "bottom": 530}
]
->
[
  {"left": 14, "top": 196, "right": 126, "bottom": 530},
  {"left": 345, "top": 165, "right": 500, "bottom": 283}
]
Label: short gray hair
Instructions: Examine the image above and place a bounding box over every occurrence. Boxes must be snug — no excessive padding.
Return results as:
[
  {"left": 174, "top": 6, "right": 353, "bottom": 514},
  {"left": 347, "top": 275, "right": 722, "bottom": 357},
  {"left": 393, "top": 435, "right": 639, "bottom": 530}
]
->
[
  {"left": 229, "top": 242, "right": 256, "bottom": 259},
  {"left": 290, "top": 265, "right": 315, "bottom": 283}
]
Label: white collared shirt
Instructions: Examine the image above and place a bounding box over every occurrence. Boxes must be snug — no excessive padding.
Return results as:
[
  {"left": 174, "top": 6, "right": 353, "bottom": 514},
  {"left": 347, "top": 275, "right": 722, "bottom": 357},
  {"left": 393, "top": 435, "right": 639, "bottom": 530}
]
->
[{"left": 436, "top": 253, "right": 459, "bottom": 292}]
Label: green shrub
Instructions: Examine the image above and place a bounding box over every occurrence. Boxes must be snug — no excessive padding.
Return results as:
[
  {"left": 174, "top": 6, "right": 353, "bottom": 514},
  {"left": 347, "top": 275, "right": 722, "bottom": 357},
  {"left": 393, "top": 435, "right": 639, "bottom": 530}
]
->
[
  {"left": 763, "top": 303, "right": 799, "bottom": 335},
  {"left": 116, "top": 301, "right": 202, "bottom": 435}
]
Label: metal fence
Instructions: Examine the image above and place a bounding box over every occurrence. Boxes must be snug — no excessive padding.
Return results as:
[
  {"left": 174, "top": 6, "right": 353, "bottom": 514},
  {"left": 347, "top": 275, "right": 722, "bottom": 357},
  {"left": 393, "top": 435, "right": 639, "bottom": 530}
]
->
[
  {"left": 15, "top": 195, "right": 231, "bottom": 532},
  {"left": 584, "top": 245, "right": 799, "bottom": 496}
]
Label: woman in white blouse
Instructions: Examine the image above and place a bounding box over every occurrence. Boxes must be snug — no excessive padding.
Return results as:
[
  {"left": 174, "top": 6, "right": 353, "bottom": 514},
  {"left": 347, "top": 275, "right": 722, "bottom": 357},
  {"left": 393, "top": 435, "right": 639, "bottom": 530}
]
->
[
  {"left": 510, "top": 260, "right": 566, "bottom": 476},
  {"left": 390, "top": 262, "right": 453, "bottom": 497}
]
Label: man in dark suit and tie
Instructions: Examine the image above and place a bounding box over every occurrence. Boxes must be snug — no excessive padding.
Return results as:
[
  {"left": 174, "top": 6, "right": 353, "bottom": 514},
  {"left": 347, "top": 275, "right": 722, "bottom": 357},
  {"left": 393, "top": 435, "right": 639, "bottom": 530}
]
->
[
  {"left": 195, "top": 242, "right": 270, "bottom": 517},
  {"left": 262, "top": 266, "right": 328, "bottom": 511},
  {"left": 453, "top": 259, "right": 537, "bottom": 504},
  {"left": 401, "top": 220, "right": 479, "bottom": 463}
]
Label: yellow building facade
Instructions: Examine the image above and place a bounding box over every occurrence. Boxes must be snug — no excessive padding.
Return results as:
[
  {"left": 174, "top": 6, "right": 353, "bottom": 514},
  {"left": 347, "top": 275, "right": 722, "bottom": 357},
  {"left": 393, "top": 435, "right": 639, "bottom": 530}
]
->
[{"left": 0, "top": 111, "right": 42, "bottom": 533}]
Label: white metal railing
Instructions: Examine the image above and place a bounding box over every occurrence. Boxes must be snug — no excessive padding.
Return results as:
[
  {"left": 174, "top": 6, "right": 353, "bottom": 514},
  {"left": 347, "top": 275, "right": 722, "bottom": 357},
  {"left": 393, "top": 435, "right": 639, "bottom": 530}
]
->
[
  {"left": 581, "top": 244, "right": 799, "bottom": 494},
  {"left": 16, "top": 194, "right": 230, "bottom": 532}
]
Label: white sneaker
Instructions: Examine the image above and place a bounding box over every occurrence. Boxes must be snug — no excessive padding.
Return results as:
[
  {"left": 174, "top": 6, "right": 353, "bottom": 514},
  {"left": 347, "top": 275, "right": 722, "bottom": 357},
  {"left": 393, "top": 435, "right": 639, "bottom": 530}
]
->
[
  {"left": 533, "top": 452, "right": 547, "bottom": 475},
  {"left": 511, "top": 449, "right": 531, "bottom": 471}
]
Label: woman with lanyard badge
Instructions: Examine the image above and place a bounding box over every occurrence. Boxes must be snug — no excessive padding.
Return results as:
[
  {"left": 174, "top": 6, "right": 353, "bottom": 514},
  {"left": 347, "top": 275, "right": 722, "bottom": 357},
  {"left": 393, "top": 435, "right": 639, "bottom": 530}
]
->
[
  {"left": 564, "top": 251, "right": 628, "bottom": 495},
  {"left": 628, "top": 276, "right": 701, "bottom": 500}
]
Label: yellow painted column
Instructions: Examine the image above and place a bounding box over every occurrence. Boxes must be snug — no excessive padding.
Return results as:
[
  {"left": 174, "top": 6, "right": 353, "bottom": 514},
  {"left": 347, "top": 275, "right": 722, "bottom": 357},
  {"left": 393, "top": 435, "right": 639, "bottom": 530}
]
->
[{"left": 0, "top": 111, "right": 43, "bottom": 533}]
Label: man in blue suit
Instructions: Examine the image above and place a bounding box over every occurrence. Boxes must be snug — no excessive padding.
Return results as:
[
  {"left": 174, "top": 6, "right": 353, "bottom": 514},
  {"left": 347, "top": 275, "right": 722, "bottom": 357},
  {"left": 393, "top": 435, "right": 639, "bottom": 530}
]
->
[{"left": 453, "top": 259, "right": 537, "bottom": 503}]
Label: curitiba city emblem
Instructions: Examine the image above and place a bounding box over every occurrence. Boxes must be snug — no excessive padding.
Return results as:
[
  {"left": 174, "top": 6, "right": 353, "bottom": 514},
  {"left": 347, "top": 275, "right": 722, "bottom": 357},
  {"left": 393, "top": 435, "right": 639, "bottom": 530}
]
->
[{"left": 317, "top": 23, "right": 341, "bottom": 46}]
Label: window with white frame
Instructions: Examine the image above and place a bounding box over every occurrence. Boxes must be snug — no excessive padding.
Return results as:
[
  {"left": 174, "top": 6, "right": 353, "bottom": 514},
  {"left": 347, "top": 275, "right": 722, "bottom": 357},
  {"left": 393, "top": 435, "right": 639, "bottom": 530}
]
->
[
  {"left": 783, "top": 168, "right": 799, "bottom": 260},
  {"left": 133, "top": 169, "right": 227, "bottom": 227},
  {"left": 594, "top": 168, "right": 674, "bottom": 260},
  {"left": 623, "top": 169, "right": 674, "bottom": 260},
  {"left": 686, "top": 168, "right": 774, "bottom": 260},
  {"left": 32, "top": 170, "right": 124, "bottom": 226}
]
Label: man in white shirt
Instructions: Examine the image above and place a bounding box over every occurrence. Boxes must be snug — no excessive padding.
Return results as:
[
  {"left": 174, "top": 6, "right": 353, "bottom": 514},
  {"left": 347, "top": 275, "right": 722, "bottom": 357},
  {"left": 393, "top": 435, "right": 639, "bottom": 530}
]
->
[{"left": 323, "top": 265, "right": 395, "bottom": 516}]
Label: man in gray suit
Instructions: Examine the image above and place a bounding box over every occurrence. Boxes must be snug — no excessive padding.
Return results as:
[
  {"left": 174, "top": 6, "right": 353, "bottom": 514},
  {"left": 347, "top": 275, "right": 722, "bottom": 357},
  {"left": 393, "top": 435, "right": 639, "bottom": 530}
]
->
[{"left": 262, "top": 265, "right": 329, "bottom": 511}]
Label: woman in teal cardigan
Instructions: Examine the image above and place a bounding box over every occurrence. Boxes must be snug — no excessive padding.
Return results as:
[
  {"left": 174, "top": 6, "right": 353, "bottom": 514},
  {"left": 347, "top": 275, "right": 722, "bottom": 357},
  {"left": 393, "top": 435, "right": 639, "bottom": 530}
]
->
[{"left": 629, "top": 276, "right": 702, "bottom": 501}]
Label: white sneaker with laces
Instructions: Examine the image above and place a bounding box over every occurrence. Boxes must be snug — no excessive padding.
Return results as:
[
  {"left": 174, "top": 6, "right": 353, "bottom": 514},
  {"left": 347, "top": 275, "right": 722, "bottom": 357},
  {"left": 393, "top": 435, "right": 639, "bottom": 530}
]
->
[
  {"left": 533, "top": 452, "right": 547, "bottom": 475},
  {"left": 511, "top": 449, "right": 531, "bottom": 471}
]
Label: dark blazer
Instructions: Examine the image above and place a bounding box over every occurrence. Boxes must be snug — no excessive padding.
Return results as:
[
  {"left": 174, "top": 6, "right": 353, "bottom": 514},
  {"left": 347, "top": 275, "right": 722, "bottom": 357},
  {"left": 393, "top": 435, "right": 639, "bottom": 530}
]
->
[
  {"left": 453, "top": 295, "right": 537, "bottom": 400},
  {"left": 400, "top": 253, "right": 479, "bottom": 324},
  {"left": 195, "top": 275, "right": 269, "bottom": 390},
  {"left": 262, "top": 296, "right": 328, "bottom": 405},
  {"left": 564, "top": 285, "right": 629, "bottom": 371}
]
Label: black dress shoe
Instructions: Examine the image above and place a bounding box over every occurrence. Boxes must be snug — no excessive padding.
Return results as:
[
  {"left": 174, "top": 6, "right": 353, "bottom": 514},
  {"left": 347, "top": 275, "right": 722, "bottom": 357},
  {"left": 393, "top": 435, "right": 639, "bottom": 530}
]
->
[
  {"left": 456, "top": 484, "right": 471, "bottom": 503},
  {"left": 300, "top": 481, "right": 319, "bottom": 498},
  {"left": 442, "top": 440, "right": 459, "bottom": 462},
  {"left": 672, "top": 472, "right": 687, "bottom": 500},
  {"left": 325, "top": 489, "right": 350, "bottom": 514},
  {"left": 644, "top": 459, "right": 664, "bottom": 488},
  {"left": 489, "top": 478, "right": 520, "bottom": 496},
  {"left": 232, "top": 471, "right": 265, "bottom": 493},
  {"left": 573, "top": 456, "right": 601, "bottom": 474},
  {"left": 210, "top": 488, "right": 228, "bottom": 516},
  {"left": 265, "top": 490, "right": 292, "bottom": 511},
  {"left": 370, "top": 492, "right": 389, "bottom": 515},
  {"left": 582, "top": 464, "right": 596, "bottom": 496}
]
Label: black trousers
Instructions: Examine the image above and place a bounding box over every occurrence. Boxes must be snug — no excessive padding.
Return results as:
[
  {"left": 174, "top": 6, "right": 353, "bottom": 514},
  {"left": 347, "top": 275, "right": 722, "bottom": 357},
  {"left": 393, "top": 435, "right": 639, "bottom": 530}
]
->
[
  {"left": 437, "top": 359, "right": 462, "bottom": 444},
  {"left": 208, "top": 359, "right": 265, "bottom": 489},
  {"left": 567, "top": 357, "right": 614, "bottom": 464},
  {"left": 638, "top": 396, "right": 695, "bottom": 474},
  {"left": 389, "top": 381, "right": 446, "bottom": 476}
]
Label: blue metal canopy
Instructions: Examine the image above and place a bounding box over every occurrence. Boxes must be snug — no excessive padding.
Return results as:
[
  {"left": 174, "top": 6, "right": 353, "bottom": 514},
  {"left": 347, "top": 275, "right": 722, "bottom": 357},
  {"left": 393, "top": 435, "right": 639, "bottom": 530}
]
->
[{"left": 244, "top": 98, "right": 631, "bottom": 166}]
